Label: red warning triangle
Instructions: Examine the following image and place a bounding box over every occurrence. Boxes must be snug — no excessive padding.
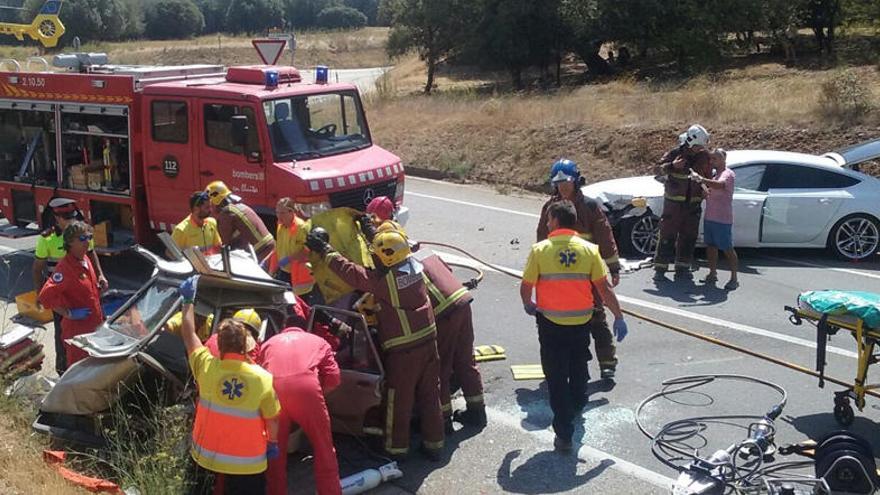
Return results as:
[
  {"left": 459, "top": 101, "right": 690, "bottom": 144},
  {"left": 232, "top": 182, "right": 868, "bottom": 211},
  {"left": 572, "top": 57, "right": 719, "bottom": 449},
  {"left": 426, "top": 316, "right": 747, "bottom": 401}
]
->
[{"left": 252, "top": 39, "right": 287, "bottom": 65}]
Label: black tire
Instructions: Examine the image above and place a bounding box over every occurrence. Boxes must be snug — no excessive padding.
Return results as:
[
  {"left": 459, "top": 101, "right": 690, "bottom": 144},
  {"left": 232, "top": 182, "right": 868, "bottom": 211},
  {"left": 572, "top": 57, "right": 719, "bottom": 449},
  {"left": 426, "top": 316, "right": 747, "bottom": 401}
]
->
[
  {"left": 618, "top": 214, "right": 660, "bottom": 258},
  {"left": 827, "top": 214, "right": 880, "bottom": 261}
]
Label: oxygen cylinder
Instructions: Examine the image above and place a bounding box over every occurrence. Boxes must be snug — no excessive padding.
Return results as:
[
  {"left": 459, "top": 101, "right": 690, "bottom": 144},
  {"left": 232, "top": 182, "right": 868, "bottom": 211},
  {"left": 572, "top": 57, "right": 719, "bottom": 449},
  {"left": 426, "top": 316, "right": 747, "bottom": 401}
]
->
[{"left": 340, "top": 462, "right": 403, "bottom": 495}]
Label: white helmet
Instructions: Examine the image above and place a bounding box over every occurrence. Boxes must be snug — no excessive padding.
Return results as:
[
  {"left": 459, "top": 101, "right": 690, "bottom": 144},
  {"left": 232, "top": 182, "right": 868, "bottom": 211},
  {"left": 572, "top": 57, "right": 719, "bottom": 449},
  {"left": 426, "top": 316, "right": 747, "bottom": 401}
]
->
[
  {"left": 678, "top": 132, "right": 688, "bottom": 146},
  {"left": 684, "top": 124, "right": 710, "bottom": 148}
]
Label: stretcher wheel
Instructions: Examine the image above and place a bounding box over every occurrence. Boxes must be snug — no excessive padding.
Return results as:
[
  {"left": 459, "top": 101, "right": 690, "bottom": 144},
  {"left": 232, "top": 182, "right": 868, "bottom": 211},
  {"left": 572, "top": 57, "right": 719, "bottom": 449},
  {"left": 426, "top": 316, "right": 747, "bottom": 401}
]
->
[{"left": 833, "top": 402, "right": 855, "bottom": 426}]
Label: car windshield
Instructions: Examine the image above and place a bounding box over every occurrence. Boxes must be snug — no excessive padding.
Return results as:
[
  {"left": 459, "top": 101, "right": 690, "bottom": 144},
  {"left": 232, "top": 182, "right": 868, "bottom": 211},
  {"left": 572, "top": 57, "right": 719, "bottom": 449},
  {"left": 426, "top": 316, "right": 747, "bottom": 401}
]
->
[
  {"left": 263, "top": 90, "right": 371, "bottom": 161},
  {"left": 109, "top": 282, "right": 179, "bottom": 340}
]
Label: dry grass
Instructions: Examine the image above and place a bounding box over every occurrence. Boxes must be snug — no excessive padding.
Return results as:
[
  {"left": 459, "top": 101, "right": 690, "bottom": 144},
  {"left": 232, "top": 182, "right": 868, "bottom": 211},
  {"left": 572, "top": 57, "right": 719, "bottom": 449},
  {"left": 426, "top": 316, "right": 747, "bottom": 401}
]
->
[
  {"left": 369, "top": 61, "right": 880, "bottom": 189},
  {"left": 0, "top": 27, "right": 390, "bottom": 69},
  {"left": 0, "top": 391, "right": 85, "bottom": 495}
]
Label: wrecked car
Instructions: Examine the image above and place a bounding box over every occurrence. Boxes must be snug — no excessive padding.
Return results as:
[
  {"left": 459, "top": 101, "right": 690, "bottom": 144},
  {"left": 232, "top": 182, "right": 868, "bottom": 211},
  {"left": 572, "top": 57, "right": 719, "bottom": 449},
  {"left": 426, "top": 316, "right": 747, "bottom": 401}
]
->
[{"left": 33, "top": 245, "right": 386, "bottom": 447}]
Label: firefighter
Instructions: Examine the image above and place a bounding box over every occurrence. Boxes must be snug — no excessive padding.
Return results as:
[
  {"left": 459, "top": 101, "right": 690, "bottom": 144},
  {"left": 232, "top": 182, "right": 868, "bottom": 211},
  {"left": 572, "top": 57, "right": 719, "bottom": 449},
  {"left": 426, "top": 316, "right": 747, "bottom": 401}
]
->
[
  {"left": 261, "top": 326, "right": 342, "bottom": 495},
  {"left": 263, "top": 197, "right": 318, "bottom": 303},
  {"left": 520, "top": 200, "right": 627, "bottom": 452},
  {"left": 170, "top": 191, "right": 222, "bottom": 255},
  {"left": 537, "top": 159, "right": 622, "bottom": 380},
  {"left": 360, "top": 196, "right": 485, "bottom": 430},
  {"left": 32, "top": 198, "right": 108, "bottom": 375},
  {"left": 653, "top": 124, "right": 712, "bottom": 281},
  {"left": 205, "top": 181, "right": 275, "bottom": 261},
  {"left": 177, "top": 276, "right": 281, "bottom": 495},
  {"left": 38, "top": 221, "right": 105, "bottom": 369},
  {"left": 305, "top": 226, "right": 445, "bottom": 461}
]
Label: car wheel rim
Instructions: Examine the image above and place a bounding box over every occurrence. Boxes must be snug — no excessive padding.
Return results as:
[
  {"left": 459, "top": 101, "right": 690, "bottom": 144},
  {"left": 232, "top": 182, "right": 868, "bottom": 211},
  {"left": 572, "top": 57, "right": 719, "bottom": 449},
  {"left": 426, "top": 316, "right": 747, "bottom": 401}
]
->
[
  {"left": 632, "top": 216, "right": 659, "bottom": 257},
  {"left": 835, "top": 217, "right": 879, "bottom": 260}
]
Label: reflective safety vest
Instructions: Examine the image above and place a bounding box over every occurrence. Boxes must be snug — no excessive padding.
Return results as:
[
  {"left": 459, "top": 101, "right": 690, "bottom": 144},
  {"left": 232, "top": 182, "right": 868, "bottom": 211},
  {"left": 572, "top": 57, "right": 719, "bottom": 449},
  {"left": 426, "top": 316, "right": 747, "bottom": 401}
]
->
[
  {"left": 417, "top": 252, "right": 472, "bottom": 317},
  {"left": 188, "top": 348, "right": 281, "bottom": 475},
  {"left": 275, "top": 218, "right": 315, "bottom": 295},
  {"left": 218, "top": 202, "right": 275, "bottom": 258},
  {"left": 522, "top": 229, "right": 608, "bottom": 325},
  {"left": 659, "top": 147, "right": 712, "bottom": 204},
  {"left": 382, "top": 270, "right": 437, "bottom": 351}
]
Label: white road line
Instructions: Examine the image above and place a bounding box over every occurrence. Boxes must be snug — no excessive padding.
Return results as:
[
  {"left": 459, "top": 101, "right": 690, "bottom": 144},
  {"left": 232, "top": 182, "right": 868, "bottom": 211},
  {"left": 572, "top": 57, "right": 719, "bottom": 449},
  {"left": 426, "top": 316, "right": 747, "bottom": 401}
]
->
[
  {"left": 435, "top": 251, "right": 858, "bottom": 359},
  {"left": 407, "top": 191, "right": 541, "bottom": 219},
  {"left": 759, "top": 254, "right": 880, "bottom": 281},
  {"left": 486, "top": 406, "right": 674, "bottom": 490}
]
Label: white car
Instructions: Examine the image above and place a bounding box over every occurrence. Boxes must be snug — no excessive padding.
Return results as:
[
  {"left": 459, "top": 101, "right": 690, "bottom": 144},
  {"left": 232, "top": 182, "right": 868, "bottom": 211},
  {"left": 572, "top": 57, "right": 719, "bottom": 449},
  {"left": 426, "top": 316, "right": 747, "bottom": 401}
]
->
[{"left": 582, "top": 139, "right": 880, "bottom": 261}]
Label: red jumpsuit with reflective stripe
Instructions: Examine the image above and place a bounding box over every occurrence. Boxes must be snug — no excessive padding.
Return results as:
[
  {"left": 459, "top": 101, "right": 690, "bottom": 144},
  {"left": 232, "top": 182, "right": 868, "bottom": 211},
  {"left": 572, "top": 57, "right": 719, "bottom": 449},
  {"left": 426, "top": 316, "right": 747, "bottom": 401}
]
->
[
  {"left": 38, "top": 253, "right": 104, "bottom": 367},
  {"left": 419, "top": 253, "right": 483, "bottom": 417},
  {"left": 259, "top": 328, "right": 342, "bottom": 495}
]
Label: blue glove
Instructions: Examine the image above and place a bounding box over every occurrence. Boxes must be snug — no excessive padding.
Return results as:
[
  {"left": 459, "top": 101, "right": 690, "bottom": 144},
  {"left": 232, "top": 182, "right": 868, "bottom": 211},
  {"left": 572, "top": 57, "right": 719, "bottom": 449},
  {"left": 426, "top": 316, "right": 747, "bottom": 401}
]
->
[
  {"left": 67, "top": 308, "right": 91, "bottom": 320},
  {"left": 613, "top": 318, "right": 628, "bottom": 342},
  {"left": 179, "top": 275, "right": 199, "bottom": 303},
  {"left": 259, "top": 258, "right": 270, "bottom": 271},
  {"left": 278, "top": 256, "right": 291, "bottom": 269},
  {"left": 266, "top": 442, "right": 280, "bottom": 460},
  {"left": 523, "top": 302, "right": 537, "bottom": 316}
]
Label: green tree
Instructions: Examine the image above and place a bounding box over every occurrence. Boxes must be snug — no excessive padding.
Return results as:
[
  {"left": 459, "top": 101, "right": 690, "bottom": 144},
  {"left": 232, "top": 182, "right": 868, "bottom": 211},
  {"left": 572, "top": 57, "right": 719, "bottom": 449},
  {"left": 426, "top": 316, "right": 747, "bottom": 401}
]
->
[
  {"left": 343, "top": 0, "right": 378, "bottom": 24},
  {"left": 146, "top": 0, "right": 205, "bottom": 39},
  {"left": 317, "top": 6, "right": 367, "bottom": 28},
  {"left": 285, "top": 0, "right": 339, "bottom": 28},
  {"left": 386, "top": 0, "right": 476, "bottom": 93},
  {"left": 226, "top": 0, "right": 284, "bottom": 33},
  {"left": 195, "top": 0, "right": 233, "bottom": 32}
]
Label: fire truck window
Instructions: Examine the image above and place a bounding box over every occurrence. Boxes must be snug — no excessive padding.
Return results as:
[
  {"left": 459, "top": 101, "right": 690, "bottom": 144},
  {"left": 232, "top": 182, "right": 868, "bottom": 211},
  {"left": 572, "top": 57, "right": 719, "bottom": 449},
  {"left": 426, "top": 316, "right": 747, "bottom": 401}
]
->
[
  {"left": 151, "top": 101, "right": 188, "bottom": 143},
  {"left": 0, "top": 108, "right": 58, "bottom": 186},
  {"left": 60, "top": 112, "right": 130, "bottom": 195},
  {"left": 204, "top": 104, "right": 259, "bottom": 157}
]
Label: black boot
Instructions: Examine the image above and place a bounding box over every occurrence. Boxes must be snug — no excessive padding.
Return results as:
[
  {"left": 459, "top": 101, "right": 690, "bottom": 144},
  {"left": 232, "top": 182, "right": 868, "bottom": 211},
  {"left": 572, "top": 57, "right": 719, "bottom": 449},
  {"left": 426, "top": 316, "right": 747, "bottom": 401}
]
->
[
  {"left": 444, "top": 416, "right": 455, "bottom": 435},
  {"left": 453, "top": 406, "right": 487, "bottom": 427}
]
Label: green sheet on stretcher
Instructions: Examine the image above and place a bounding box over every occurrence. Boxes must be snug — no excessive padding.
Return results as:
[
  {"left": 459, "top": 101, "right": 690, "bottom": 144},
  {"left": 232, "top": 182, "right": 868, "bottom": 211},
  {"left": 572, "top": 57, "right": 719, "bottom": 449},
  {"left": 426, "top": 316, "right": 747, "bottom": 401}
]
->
[{"left": 799, "top": 290, "right": 880, "bottom": 329}]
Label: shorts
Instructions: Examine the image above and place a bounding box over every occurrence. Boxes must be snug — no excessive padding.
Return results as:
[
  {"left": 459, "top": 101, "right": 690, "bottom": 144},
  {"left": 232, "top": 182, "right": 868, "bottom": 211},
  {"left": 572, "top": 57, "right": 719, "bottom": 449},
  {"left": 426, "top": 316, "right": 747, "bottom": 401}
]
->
[{"left": 703, "top": 220, "right": 733, "bottom": 250}]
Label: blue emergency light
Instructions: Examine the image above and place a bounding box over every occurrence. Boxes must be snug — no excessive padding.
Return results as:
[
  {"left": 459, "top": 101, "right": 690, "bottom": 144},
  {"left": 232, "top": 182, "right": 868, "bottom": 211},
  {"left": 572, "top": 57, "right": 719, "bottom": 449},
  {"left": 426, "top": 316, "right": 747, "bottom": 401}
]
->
[
  {"left": 316, "top": 65, "right": 329, "bottom": 84},
  {"left": 265, "top": 70, "right": 279, "bottom": 89}
]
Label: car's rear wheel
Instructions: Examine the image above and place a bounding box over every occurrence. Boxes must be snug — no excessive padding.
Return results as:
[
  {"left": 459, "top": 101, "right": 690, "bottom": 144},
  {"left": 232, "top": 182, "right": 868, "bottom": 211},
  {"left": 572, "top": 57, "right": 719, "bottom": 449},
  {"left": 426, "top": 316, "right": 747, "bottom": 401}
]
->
[
  {"left": 828, "top": 214, "right": 880, "bottom": 260},
  {"left": 619, "top": 214, "right": 660, "bottom": 258}
]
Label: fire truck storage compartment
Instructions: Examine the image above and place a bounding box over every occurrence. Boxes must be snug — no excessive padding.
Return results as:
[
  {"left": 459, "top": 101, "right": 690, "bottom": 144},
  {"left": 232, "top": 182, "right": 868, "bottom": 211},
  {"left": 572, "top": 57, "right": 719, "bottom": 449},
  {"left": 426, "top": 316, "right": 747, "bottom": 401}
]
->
[
  {"left": 0, "top": 100, "right": 58, "bottom": 187},
  {"left": 89, "top": 200, "right": 135, "bottom": 250},
  {"left": 59, "top": 104, "right": 130, "bottom": 196},
  {"left": 11, "top": 189, "right": 37, "bottom": 226}
]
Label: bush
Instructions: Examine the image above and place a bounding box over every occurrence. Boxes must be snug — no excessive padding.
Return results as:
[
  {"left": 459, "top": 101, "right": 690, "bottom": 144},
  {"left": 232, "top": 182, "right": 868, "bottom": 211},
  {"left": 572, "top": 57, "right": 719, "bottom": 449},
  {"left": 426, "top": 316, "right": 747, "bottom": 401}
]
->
[
  {"left": 343, "top": 0, "right": 378, "bottom": 24},
  {"left": 225, "top": 0, "right": 285, "bottom": 34},
  {"left": 145, "top": 0, "right": 205, "bottom": 39},
  {"left": 820, "top": 69, "right": 875, "bottom": 122},
  {"left": 285, "top": 0, "right": 340, "bottom": 28},
  {"left": 317, "top": 6, "right": 367, "bottom": 29}
]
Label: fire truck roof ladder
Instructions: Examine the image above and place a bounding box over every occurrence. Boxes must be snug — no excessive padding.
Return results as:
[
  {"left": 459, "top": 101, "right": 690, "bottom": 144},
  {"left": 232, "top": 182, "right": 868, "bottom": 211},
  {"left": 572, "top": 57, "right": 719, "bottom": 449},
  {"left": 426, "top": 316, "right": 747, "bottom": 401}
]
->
[{"left": 52, "top": 53, "right": 225, "bottom": 89}]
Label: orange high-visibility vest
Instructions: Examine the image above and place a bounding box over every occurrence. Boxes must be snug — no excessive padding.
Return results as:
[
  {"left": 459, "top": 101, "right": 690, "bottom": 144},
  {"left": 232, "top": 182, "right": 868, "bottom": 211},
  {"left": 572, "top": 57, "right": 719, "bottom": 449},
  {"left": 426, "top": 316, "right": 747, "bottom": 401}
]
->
[
  {"left": 188, "top": 348, "right": 281, "bottom": 475},
  {"left": 522, "top": 229, "right": 608, "bottom": 325},
  {"left": 275, "top": 217, "right": 315, "bottom": 295}
]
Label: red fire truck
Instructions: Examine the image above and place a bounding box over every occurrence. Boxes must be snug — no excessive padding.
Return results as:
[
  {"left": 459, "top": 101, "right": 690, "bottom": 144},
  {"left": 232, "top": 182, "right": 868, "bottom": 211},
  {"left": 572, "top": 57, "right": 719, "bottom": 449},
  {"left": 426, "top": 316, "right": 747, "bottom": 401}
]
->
[{"left": 0, "top": 54, "right": 405, "bottom": 248}]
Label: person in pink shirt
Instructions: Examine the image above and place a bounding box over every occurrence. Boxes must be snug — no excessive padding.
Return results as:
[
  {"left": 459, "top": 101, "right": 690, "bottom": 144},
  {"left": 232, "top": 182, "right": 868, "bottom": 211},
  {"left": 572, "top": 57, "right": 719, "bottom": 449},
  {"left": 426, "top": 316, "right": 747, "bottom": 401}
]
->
[{"left": 693, "top": 148, "right": 739, "bottom": 290}]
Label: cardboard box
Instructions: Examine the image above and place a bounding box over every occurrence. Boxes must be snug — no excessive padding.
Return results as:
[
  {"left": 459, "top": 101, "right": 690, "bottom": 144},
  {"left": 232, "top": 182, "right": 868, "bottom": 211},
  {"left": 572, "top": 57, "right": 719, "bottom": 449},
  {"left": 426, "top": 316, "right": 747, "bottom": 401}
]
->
[
  {"left": 93, "top": 220, "right": 110, "bottom": 248},
  {"left": 68, "top": 164, "right": 87, "bottom": 190},
  {"left": 119, "top": 204, "right": 134, "bottom": 229},
  {"left": 15, "top": 291, "right": 53, "bottom": 324}
]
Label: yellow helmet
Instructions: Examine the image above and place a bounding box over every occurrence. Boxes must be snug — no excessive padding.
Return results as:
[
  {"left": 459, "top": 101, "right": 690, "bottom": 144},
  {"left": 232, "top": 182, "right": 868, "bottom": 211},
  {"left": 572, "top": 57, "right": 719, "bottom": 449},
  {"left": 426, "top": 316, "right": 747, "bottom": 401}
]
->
[
  {"left": 371, "top": 229, "right": 411, "bottom": 267},
  {"left": 233, "top": 308, "right": 262, "bottom": 334},
  {"left": 375, "top": 220, "right": 405, "bottom": 235},
  {"left": 205, "top": 181, "right": 232, "bottom": 206}
]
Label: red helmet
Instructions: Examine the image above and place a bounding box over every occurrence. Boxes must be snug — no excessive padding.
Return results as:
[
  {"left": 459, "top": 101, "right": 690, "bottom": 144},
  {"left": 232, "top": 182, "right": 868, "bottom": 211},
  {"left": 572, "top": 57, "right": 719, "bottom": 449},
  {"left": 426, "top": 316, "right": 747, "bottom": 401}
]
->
[{"left": 366, "top": 196, "right": 395, "bottom": 221}]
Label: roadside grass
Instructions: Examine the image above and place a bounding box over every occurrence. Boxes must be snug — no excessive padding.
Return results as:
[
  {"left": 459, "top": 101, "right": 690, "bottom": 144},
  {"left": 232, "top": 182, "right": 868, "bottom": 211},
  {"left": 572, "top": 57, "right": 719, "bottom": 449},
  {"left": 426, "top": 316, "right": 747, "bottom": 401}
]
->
[
  {"left": 0, "top": 27, "right": 390, "bottom": 69},
  {"left": 0, "top": 382, "right": 84, "bottom": 495},
  {"left": 369, "top": 59, "right": 880, "bottom": 189}
]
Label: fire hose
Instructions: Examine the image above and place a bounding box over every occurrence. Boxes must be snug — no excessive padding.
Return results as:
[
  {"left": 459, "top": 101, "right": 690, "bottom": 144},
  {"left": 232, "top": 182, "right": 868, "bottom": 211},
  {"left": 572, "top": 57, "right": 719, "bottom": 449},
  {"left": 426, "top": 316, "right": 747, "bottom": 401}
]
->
[{"left": 415, "top": 240, "right": 880, "bottom": 402}]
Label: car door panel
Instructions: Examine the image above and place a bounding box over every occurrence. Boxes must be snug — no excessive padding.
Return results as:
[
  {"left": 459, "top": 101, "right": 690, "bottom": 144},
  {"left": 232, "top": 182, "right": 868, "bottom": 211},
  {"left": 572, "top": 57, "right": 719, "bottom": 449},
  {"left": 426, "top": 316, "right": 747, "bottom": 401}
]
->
[
  {"left": 762, "top": 191, "right": 846, "bottom": 244},
  {"left": 732, "top": 192, "right": 766, "bottom": 246}
]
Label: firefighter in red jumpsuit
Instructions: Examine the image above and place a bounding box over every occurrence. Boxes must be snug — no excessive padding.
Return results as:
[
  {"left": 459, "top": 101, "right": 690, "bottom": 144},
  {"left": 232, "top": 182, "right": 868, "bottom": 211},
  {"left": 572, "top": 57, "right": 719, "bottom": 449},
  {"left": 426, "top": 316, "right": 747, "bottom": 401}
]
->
[
  {"left": 653, "top": 125, "right": 712, "bottom": 281},
  {"left": 307, "top": 225, "right": 445, "bottom": 460},
  {"left": 260, "top": 327, "right": 342, "bottom": 495},
  {"left": 38, "top": 221, "right": 105, "bottom": 368}
]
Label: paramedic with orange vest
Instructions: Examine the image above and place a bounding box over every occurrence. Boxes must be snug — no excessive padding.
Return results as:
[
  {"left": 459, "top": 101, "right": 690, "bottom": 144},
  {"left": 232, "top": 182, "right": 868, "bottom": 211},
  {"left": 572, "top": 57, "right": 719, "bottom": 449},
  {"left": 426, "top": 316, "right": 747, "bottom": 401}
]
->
[
  {"left": 177, "top": 275, "right": 281, "bottom": 494},
  {"left": 519, "top": 200, "right": 627, "bottom": 452},
  {"left": 263, "top": 197, "right": 319, "bottom": 303}
]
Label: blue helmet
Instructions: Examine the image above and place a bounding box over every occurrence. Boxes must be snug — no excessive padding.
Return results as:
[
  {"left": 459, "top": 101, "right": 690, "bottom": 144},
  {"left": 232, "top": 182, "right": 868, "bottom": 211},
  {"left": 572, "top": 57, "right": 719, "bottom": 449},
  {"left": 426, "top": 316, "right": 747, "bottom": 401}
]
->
[{"left": 549, "top": 159, "right": 579, "bottom": 184}]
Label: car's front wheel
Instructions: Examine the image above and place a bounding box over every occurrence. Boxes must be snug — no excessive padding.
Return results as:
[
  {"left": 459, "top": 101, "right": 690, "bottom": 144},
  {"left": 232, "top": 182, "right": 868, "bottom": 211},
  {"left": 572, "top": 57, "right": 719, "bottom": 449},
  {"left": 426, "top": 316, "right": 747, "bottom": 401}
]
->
[
  {"left": 828, "top": 214, "right": 880, "bottom": 260},
  {"left": 618, "top": 214, "right": 660, "bottom": 258}
]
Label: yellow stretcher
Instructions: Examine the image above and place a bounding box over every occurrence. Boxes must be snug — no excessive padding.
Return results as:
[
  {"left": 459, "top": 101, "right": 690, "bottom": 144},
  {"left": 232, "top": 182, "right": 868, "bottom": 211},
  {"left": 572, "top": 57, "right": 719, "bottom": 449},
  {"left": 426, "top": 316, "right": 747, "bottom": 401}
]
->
[{"left": 786, "top": 293, "right": 880, "bottom": 426}]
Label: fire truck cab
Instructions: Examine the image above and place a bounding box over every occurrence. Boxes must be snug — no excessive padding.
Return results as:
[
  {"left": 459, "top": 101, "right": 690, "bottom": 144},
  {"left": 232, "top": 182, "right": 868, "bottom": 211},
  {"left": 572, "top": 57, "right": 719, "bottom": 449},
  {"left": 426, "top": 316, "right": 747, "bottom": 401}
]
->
[{"left": 0, "top": 55, "right": 405, "bottom": 250}]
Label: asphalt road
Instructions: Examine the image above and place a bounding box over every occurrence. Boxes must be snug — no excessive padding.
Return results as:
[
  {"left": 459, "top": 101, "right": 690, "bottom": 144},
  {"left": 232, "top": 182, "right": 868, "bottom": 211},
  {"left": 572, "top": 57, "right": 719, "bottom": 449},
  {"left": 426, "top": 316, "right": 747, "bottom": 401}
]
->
[{"left": 1, "top": 176, "right": 879, "bottom": 494}]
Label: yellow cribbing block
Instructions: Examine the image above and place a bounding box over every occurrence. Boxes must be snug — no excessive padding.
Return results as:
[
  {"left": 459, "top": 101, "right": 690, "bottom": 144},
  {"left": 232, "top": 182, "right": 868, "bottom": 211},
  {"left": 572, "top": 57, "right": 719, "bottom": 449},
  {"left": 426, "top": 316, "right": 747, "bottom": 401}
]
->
[
  {"left": 474, "top": 345, "right": 506, "bottom": 362},
  {"left": 511, "top": 364, "right": 545, "bottom": 381},
  {"left": 15, "top": 291, "right": 53, "bottom": 324}
]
